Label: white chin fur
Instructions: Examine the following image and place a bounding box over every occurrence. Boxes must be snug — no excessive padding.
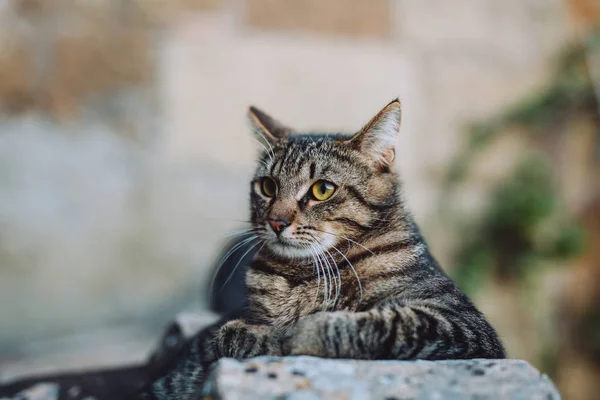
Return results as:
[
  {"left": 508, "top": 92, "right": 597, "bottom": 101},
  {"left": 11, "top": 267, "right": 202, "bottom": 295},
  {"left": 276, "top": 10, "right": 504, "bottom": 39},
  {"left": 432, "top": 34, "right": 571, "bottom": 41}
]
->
[{"left": 265, "top": 234, "right": 338, "bottom": 259}]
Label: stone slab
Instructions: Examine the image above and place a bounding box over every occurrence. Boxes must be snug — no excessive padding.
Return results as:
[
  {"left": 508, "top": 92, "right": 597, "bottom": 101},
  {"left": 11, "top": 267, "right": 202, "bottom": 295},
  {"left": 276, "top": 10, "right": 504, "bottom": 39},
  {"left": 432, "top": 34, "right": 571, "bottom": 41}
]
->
[{"left": 202, "top": 356, "right": 561, "bottom": 400}]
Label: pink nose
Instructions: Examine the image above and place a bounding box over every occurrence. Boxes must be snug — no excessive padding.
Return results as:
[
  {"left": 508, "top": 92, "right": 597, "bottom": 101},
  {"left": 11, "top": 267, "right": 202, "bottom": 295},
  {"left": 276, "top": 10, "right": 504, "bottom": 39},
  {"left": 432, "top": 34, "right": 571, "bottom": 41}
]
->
[{"left": 268, "top": 219, "right": 290, "bottom": 234}]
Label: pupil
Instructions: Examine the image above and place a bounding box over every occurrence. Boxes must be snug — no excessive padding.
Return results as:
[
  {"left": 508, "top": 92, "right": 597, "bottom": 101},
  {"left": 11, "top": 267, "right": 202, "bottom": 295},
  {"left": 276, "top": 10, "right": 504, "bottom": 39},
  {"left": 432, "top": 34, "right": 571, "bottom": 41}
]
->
[
  {"left": 320, "top": 183, "right": 326, "bottom": 193},
  {"left": 265, "top": 179, "right": 274, "bottom": 194}
]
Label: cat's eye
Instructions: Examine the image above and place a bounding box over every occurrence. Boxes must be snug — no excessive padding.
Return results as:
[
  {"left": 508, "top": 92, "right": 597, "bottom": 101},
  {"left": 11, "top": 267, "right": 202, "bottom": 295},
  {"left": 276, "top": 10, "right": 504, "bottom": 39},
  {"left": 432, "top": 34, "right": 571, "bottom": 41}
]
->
[
  {"left": 311, "top": 180, "right": 336, "bottom": 201},
  {"left": 260, "top": 177, "right": 278, "bottom": 197}
]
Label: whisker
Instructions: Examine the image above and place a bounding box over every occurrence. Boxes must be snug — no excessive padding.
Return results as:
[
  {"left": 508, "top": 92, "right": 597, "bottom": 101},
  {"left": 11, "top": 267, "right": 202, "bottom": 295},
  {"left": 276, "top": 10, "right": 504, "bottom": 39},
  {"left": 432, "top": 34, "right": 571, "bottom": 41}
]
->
[
  {"left": 208, "top": 235, "right": 258, "bottom": 299},
  {"left": 251, "top": 135, "right": 274, "bottom": 163},
  {"left": 314, "top": 243, "right": 339, "bottom": 308},
  {"left": 301, "top": 243, "right": 321, "bottom": 306},
  {"left": 223, "top": 228, "right": 262, "bottom": 238},
  {"left": 318, "top": 247, "right": 331, "bottom": 310},
  {"left": 201, "top": 217, "right": 253, "bottom": 224},
  {"left": 258, "top": 157, "right": 270, "bottom": 169},
  {"left": 311, "top": 244, "right": 329, "bottom": 310},
  {"left": 322, "top": 246, "right": 342, "bottom": 307},
  {"left": 310, "top": 232, "right": 363, "bottom": 303},
  {"left": 319, "top": 247, "right": 334, "bottom": 309},
  {"left": 220, "top": 238, "right": 265, "bottom": 292},
  {"left": 310, "top": 234, "right": 341, "bottom": 307},
  {"left": 215, "top": 235, "right": 257, "bottom": 272},
  {"left": 330, "top": 244, "right": 364, "bottom": 302},
  {"left": 252, "top": 127, "right": 275, "bottom": 162},
  {"left": 313, "top": 228, "right": 375, "bottom": 255}
]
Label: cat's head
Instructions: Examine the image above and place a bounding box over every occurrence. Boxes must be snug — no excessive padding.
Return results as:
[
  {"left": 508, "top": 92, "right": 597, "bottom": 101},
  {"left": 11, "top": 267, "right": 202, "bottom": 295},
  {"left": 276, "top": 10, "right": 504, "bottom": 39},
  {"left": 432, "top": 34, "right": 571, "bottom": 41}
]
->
[{"left": 248, "top": 99, "right": 402, "bottom": 259}]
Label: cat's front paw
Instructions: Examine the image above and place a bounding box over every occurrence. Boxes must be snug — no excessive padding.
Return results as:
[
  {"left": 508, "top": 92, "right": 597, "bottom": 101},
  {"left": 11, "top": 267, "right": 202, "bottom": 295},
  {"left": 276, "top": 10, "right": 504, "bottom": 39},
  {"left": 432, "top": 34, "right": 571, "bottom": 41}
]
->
[
  {"left": 216, "top": 320, "right": 283, "bottom": 359},
  {"left": 283, "top": 312, "right": 341, "bottom": 358}
]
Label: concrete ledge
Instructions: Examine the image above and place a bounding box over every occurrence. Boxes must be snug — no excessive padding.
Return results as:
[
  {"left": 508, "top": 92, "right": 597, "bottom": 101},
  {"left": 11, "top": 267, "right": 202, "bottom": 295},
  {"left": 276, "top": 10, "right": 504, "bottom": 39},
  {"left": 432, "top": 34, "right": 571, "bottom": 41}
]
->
[{"left": 201, "top": 356, "right": 561, "bottom": 400}]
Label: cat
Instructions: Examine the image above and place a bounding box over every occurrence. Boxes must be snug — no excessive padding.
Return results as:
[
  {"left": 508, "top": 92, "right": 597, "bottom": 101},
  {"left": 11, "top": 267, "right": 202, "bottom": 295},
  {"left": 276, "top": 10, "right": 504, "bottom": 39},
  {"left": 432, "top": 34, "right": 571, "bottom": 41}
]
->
[{"left": 134, "top": 99, "right": 506, "bottom": 400}]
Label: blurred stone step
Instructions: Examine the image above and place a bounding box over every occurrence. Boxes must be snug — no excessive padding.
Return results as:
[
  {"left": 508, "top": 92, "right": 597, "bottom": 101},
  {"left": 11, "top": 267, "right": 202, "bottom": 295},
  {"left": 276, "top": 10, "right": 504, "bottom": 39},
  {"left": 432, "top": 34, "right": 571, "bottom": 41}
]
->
[{"left": 202, "top": 356, "right": 561, "bottom": 400}]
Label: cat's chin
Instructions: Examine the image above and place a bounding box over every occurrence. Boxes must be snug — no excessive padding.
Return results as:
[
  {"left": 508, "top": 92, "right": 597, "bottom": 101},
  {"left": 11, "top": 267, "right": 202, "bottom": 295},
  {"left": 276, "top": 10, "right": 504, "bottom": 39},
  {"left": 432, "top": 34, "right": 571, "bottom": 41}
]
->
[
  {"left": 266, "top": 241, "right": 316, "bottom": 259},
  {"left": 265, "top": 234, "right": 338, "bottom": 260}
]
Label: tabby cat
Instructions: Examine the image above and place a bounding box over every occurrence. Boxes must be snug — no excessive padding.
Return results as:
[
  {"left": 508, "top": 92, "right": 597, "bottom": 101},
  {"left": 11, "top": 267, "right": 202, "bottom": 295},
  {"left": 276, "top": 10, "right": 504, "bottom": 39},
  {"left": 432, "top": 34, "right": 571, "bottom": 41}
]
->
[{"left": 135, "top": 99, "right": 505, "bottom": 400}]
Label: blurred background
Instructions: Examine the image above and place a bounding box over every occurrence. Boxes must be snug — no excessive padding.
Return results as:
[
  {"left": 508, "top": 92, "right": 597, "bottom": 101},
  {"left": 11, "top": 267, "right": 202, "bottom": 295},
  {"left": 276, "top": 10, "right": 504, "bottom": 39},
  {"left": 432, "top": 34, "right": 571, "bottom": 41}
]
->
[{"left": 0, "top": 0, "right": 598, "bottom": 399}]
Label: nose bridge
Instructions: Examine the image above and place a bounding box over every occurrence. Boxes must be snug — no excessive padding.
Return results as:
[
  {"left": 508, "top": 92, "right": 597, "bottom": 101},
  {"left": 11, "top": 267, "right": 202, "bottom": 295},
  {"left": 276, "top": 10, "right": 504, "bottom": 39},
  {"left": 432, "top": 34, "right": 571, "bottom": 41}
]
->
[{"left": 268, "top": 197, "right": 297, "bottom": 222}]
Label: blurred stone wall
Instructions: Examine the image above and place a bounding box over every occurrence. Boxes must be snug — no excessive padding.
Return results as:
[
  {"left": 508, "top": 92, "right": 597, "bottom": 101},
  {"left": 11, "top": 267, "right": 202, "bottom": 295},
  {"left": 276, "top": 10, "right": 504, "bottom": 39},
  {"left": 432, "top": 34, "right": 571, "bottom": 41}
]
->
[{"left": 0, "top": 0, "right": 585, "bottom": 388}]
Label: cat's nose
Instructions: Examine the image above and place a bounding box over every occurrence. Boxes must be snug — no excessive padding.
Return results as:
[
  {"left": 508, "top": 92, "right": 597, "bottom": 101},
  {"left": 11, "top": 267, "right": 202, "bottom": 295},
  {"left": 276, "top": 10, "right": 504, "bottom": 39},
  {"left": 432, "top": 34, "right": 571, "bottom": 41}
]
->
[{"left": 268, "top": 218, "right": 290, "bottom": 234}]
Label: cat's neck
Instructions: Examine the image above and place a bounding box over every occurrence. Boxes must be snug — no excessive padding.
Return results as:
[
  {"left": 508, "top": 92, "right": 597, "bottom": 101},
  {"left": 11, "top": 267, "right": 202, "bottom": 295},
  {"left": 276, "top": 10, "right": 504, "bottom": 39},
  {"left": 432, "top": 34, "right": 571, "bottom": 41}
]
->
[{"left": 244, "top": 209, "right": 432, "bottom": 325}]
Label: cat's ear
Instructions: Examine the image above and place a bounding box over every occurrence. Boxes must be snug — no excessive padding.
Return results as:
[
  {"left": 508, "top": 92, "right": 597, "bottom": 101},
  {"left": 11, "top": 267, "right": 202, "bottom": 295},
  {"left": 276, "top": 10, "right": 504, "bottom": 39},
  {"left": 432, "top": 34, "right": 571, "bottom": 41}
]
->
[
  {"left": 248, "top": 106, "right": 294, "bottom": 145},
  {"left": 347, "top": 99, "right": 401, "bottom": 169}
]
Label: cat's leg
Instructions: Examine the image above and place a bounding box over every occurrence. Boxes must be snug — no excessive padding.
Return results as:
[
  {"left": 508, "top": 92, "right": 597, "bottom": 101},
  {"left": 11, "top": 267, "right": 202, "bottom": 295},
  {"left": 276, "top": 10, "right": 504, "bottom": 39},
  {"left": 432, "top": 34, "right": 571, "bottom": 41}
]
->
[
  {"left": 215, "top": 319, "right": 284, "bottom": 359},
  {"left": 146, "top": 321, "right": 221, "bottom": 400},
  {"left": 137, "top": 319, "right": 282, "bottom": 400},
  {"left": 282, "top": 302, "right": 505, "bottom": 360}
]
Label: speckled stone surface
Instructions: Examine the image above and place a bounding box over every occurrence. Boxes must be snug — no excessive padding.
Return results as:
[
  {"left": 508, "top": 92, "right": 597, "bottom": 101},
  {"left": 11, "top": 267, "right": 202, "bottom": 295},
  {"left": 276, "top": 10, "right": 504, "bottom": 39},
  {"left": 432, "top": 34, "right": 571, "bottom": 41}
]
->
[{"left": 201, "top": 356, "right": 561, "bottom": 400}]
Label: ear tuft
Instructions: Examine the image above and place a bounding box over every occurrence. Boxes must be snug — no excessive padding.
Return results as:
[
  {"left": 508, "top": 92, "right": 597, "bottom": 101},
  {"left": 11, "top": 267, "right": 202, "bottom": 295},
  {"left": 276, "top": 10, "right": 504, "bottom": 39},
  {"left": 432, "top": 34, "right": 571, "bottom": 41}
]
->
[
  {"left": 348, "top": 99, "right": 401, "bottom": 170},
  {"left": 248, "top": 106, "right": 293, "bottom": 145}
]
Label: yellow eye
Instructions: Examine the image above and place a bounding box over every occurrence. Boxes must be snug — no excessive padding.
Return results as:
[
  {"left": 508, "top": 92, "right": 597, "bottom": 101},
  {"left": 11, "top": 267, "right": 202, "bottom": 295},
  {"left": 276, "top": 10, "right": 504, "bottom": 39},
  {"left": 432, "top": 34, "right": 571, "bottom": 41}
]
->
[
  {"left": 311, "top": 180, "right": 336, "bottom": 201},
  {"left": 260, "top": 177, "right": 277, "bottom": 197}
]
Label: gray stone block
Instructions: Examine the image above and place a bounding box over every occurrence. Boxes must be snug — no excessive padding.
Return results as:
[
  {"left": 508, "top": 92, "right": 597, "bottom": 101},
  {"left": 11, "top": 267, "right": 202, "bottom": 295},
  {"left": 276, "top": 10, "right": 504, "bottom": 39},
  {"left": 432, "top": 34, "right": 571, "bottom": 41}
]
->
[{"left": 201, "top": 356, "right": 561, "bottom": 400}]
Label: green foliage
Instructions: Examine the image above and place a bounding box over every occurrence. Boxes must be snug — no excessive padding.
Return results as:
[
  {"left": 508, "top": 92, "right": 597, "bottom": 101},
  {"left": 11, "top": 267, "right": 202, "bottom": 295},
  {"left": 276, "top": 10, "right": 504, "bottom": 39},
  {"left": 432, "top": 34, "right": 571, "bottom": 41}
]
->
[
  {"left": 487, "top": 158, "right": 555, "bottom": 234},
  {"left": 445, "top": 32, "right": 598, "bottom": 292},
  {"left": 446, "top": 30, "right": 599, "bottom": 186},
  {"left": 452, "top": 157, "right": 585, "bottom": 293},
  {"left": 502, "top": 47, "right": 594, "bottom": 133},
  {"left": 441, "top": 29, "right": 598, "bottom": 383}
]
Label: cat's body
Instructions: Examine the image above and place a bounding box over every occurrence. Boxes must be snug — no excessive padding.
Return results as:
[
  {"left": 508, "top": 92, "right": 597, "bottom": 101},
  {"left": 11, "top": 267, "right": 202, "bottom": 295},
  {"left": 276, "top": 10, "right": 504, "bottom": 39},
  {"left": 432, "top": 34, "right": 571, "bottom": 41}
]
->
[{"left": 135, "top": 100, "right": 505, "bottom": 400}]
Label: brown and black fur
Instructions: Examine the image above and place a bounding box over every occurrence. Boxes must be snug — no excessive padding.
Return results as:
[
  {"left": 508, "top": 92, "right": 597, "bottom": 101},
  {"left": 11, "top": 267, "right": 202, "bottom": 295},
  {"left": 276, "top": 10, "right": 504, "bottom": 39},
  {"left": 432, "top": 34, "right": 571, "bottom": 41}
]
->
[{"left": 135, "top": 99, "right": 505, "bottom": 400}]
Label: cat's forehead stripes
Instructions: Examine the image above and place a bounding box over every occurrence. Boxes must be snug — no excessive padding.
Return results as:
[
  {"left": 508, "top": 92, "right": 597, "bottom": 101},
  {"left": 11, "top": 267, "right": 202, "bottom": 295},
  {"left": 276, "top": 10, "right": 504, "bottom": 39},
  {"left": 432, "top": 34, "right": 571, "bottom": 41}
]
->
[
  {"left": 275, "top": 138, "right": 323, "bottom": 176},
  {"left": 257, "top": 134, "right": 368, "bottom": 183}
]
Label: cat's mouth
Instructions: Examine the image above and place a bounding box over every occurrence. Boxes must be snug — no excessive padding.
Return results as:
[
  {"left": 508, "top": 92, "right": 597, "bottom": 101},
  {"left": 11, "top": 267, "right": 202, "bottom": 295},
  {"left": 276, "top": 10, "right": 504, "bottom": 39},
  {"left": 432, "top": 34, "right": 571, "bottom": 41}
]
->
[
  {"left": 262, "top": 231, "right": 314, "bottom": 258},
  {"left": 263, "top": 231, "right": 337, "bottom": 260},
  {"left": 259, "top": 221, "right": 338, "bottom": 259},
  {"left": 267, "top": 240, "right": 312, "bottom": 259}
]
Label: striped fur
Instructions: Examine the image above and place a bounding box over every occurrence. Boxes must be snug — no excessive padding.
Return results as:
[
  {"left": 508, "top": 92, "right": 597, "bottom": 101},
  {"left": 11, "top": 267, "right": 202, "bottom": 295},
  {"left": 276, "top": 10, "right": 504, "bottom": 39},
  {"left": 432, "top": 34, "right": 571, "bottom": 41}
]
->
[{"left": 134, "top": 100, "right": 505, "bottom": 400}]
